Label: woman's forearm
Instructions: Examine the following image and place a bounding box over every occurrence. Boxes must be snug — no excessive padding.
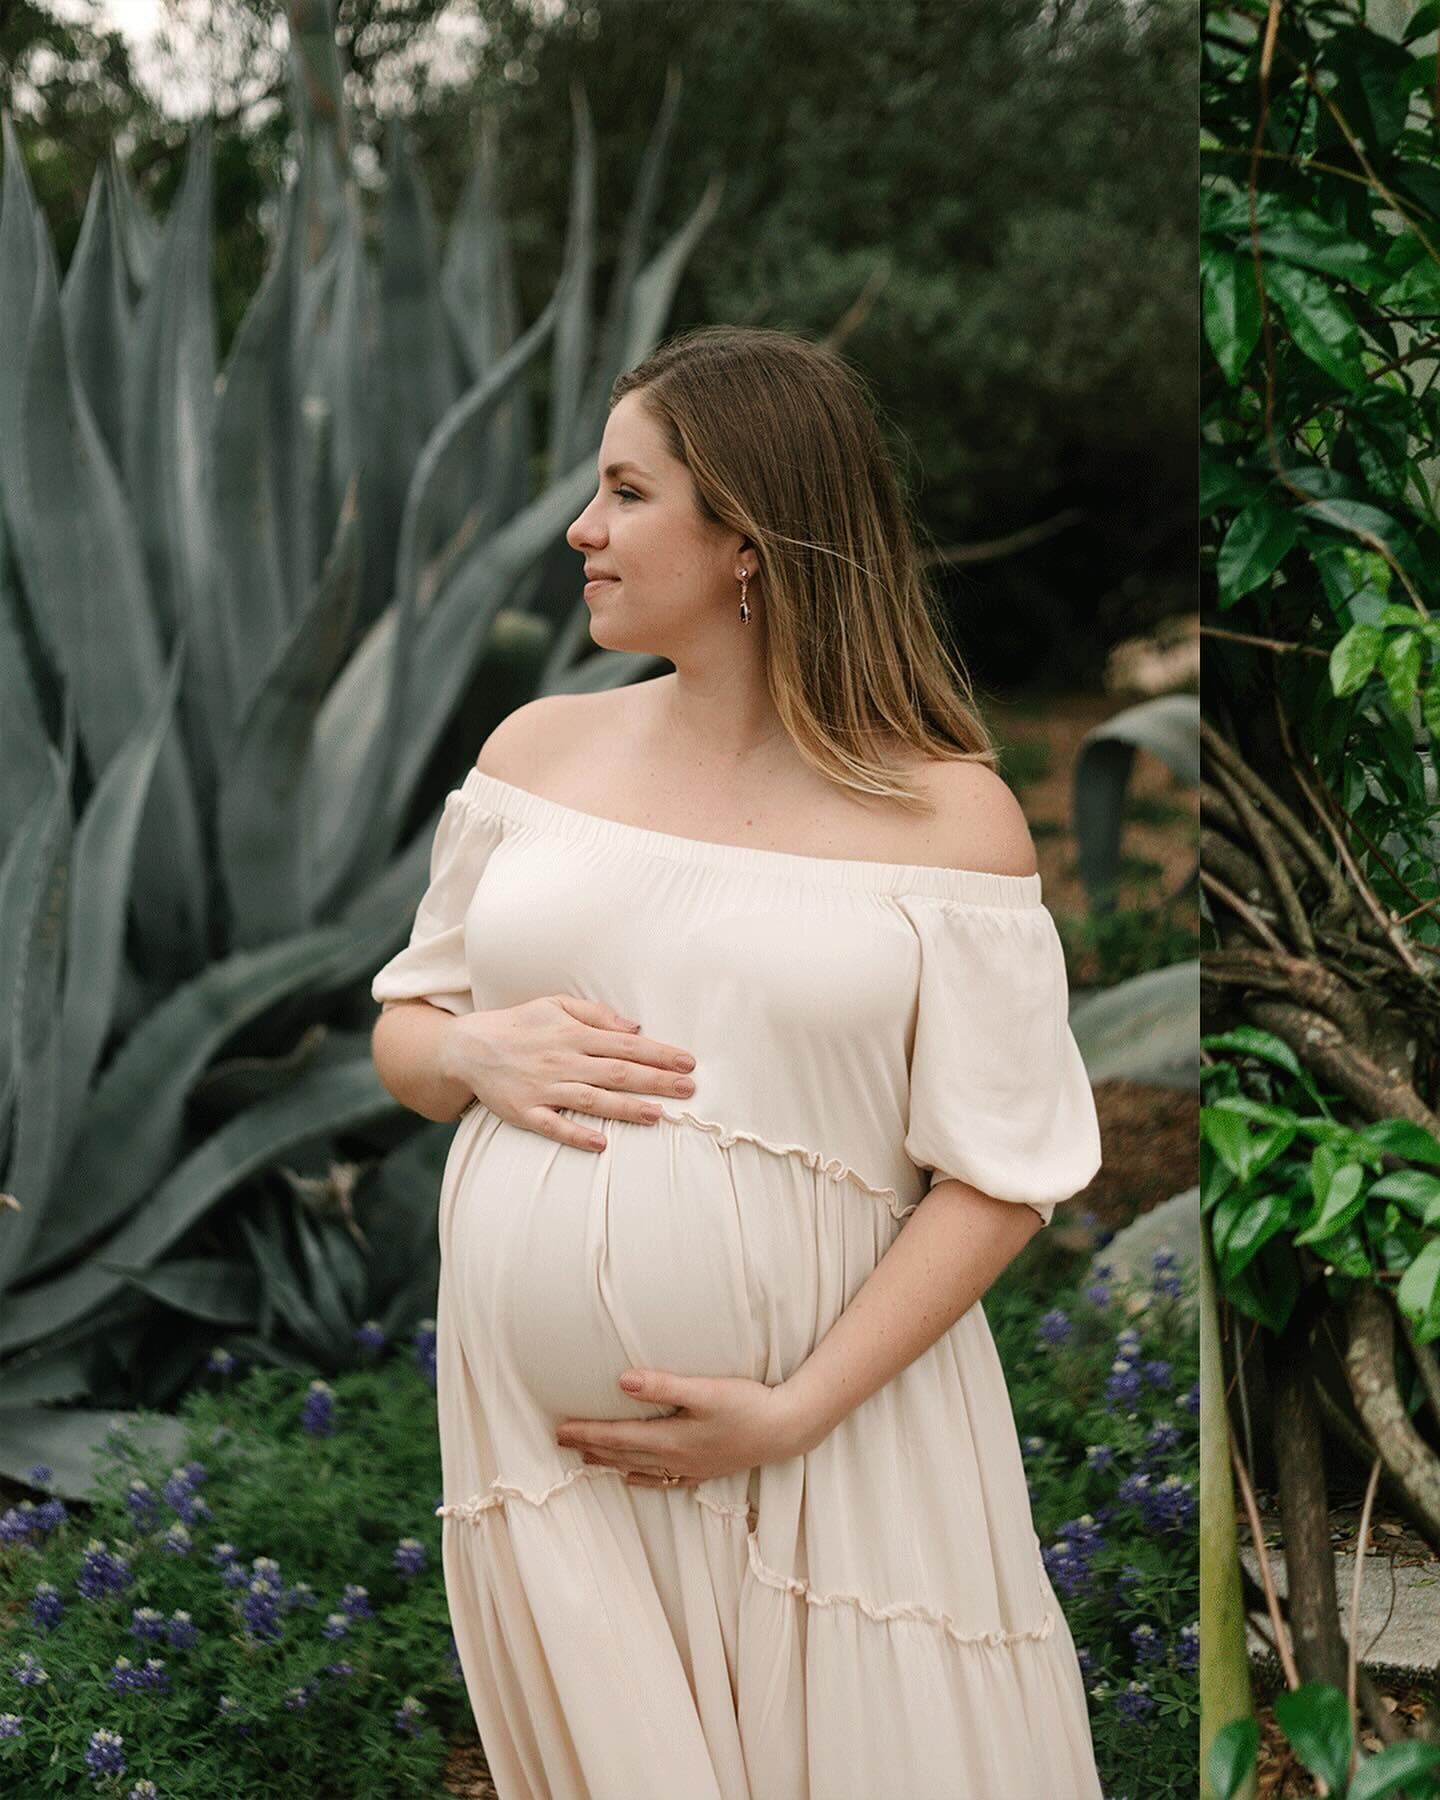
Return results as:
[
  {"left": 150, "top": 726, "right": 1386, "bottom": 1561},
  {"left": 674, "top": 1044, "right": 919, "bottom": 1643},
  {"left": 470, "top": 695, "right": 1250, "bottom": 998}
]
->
[
  {"left": 371, "top": 1001, "right": 474, "bottom": 1122},
  {"left": 777, "top": 1178, "right": 1045, "bottom": 1452}
]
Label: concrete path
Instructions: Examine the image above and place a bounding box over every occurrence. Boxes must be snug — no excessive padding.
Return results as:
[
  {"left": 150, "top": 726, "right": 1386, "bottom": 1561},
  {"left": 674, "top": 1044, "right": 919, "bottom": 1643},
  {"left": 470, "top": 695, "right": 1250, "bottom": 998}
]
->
[{"left": 1238, "top": 1544, "right": 1440, "bottom": 1678}]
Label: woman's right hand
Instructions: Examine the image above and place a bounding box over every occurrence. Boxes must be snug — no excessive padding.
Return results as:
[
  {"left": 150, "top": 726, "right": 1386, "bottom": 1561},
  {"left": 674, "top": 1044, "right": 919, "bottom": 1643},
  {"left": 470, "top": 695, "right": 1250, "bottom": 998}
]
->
[{"left": 436, "top": 995, "right": 698, "bottom": 1151}]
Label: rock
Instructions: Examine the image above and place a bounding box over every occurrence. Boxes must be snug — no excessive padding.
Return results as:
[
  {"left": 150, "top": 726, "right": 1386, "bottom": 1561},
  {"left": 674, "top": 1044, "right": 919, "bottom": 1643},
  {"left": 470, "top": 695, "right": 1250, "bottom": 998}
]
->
[{"left": 1090, "top": 1184, "right": 1198, "bottom": 1287}]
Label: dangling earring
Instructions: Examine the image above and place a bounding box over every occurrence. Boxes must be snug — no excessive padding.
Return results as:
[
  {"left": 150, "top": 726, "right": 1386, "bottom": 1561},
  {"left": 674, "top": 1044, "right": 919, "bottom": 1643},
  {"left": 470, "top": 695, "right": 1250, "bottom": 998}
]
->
[{"left": 738, "top": 569, "right": 751, "bottom": 623}]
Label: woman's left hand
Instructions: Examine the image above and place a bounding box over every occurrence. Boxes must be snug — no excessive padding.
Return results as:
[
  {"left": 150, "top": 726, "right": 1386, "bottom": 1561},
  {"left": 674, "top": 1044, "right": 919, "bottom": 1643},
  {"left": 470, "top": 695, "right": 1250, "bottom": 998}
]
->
[{"left": 555, "top": 1369, "right": 810, "bottom": 1486}]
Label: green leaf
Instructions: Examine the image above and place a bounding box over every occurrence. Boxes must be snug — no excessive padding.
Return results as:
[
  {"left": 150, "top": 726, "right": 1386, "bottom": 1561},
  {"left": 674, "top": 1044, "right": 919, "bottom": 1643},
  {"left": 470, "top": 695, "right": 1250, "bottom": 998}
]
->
[
  {"left": 1266, "top": 263, "right": 1366, "bottom": 391},
  {"left": 1273, "top": 1681, "right": 1353, "bottom": 1791},
  {"left": 1206, "top": 1717, "right": 1260, "bottom": 1800},
  {"left": 1215, "top": 1190, "right": 1293, "bottom": 1279},
  {"left": 1330, "top": 622, "right": 1383, "bottom": 698},
  {"left": 1201, "top": 243, "right": 1262, "bottom": 385},
  {"left": 1397, "top": 1239, "right": 1440, "bottom": 1337},
  {"left": 1367, "top": 1170, "right": 1440, "bottom": 1224},
  {"left": 1294, "top": 1162, "right": 1367, "bottom": 1246},
  {"left": 1360, "top": 1120, "right": 1440, "bottom": 1167},
  {"left": 1423, "top": 680, "right": 1440, "bottom": 745},
  {"left": 1217, "top": 502, "right": 1298, "bottom": 607},
  {"left": 1378, "top": 630, "right": 1421, "bottom": 718},
  {"left": 1348, "top": 1739, "right": 1440, "bottom": 1800}
]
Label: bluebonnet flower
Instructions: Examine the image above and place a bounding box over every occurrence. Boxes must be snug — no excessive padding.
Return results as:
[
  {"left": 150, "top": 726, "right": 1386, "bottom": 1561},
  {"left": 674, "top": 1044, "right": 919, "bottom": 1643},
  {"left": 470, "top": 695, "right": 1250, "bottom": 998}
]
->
[
  {"left": 1129, "top": 1623, "right": 1165, "bottom": 1664},
  {"left": 322, "top": 1612, "right": 351, "bottom": 1640},
  {"left": 394, "top": 1537, "right": 426, "bottom": 1575},
  {"left": 167, "top": 1611, "right": 199, "bottom": 1649},
  {"left": 0, "top": 1714, "right": 22, "bottom": 1739},
  {"left": 240, "top": 1577, "right": 284, "bottom": 1642},
  {"left": 1115, "top": 1326, "right": 1141, "bottom": 1356},
  {"left": 252, "top": 1556, "right": 282, "bottom": 1583},
  {"left": 324, "top": 1659, "right": 356, "bottom": 1680},
  {"left": 1075, "top": 1644, "right": 1095, "bottom": 1678},
  {"left": 130, "top": 1607, "right": 167, "bottom": 1644},
  {"left": 125, "top": 1480, "right": 161, "bottom": 1531},
  {"left": 354, "top": 1319, "right": 387, "bottom": 1353},
  {"left": 1142, "top": 1359, "right": 1173, "bottom": 1391},
  {"left": 85, "top": 1728, "right": 126, "bottom": 1779},
  {"left": 1116, "top": 1562, "right": 1144, "bottom": 1595},
  {"left": 1021, "top": 1436, "right": 1046, "bottom": 1457},
  {"left": 1154, "top": 1271, "right": 1184, "bottom": 1299},
  {"left": 27, "top": 1464, "right": 52, "bottom": 1488},
  {"left": 109, "top": 1656, "right": 168, "bottom": 1696},
  {"left": 30, "top": 1580, "right": 63, "bottom": 1631},
  {"left": 78, "top": 1540, "right": 134, "bottom": 1600},
  {"left": 1118, "top": 1471, "right": 1196, "bottom": 1534},
  {"left": 394, "top": 1695, "right": 427, "bottom": 1737},
  {"left": 1180, "top": 1381, "right": 1200, "bottom": 1415},
  {"left": 1093, "top": 1261, "right": 1115, "bottom": 1280},
  {"left": 284, "top": 1582, "right": 317, "bottom": 1612},
  {"left": 1152, "top": 1247, "right": 1177, "bottom": 1271},
  {"left": 161, "top": 1523, "right": 192, "bottom": 1557},
  {"left": 301, "top": 1380, "right": 335, "bottom": 1436},
  {"left": 162, "top": 1467, "right": 210, "bottom": 1525},
  {"left": 1085, "top": 1283, "right": 1112, "bottom": 1309},
  {"left": 340, "top": 1583, "right": 374, "bottom": 1620},
  {"left": 126, "top": 1784, "right": 159, "bottom": 1800},
  {"left": 1176, "top": 1621, "right": 1199, "bottom": 1674},
  {"left": 284, "top": 1681, "right": 320, "bottom": 1711},
  {"left": 1144, "top": 1421, "right": 1182, "bottom": 1458},
  {"left": 1084, "top": 1444, "right": 1115, "bottom": 1473},
  {"left": 0, "top": 1502, "right": 39, "bottom": 1546},
  {"left": 206, "top": 1346, "right": 236, "bottom": 1375},
  {"left": 217, "top": 1696, "right": 244, "bottom": 1724},
  {"left": 1036, "top": 1308, "right": 1073, "bottom": 1347},
  {"left": 32, "top": 1495, "right": 67, "bottom": 1534},
  {"left": 1105, "top": 1360, "right": 1142, "bottom": 1410},
  {"left": 415, "top": 1320, "right": 438, "bottom": 1388},
  {"left": 1115, "top": 1680, "right": 1155, "bottom": 1723},
  {"left": 11, "top": 1653, "right": 48, "bottom": 1687},
  {"left": 210, "top": 1540, "right": 240, "bottom": 1567},
  {"left": 1042, "top": 1515, "right": 1107, "bottom": 1598}
]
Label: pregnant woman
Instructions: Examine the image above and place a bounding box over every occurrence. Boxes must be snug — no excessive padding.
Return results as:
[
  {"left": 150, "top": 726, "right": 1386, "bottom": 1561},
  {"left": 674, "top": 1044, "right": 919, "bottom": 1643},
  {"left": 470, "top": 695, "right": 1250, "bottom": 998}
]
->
[{"left": 370, "top": 324, "right": 1105, "bottom": 1799}]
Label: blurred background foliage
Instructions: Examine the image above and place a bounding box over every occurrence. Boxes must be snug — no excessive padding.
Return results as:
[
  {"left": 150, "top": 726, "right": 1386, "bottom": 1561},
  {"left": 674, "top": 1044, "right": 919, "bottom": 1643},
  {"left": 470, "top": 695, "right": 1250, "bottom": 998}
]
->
[{"left": 2, "top": 0, "right": 1196, "bottom": 690}]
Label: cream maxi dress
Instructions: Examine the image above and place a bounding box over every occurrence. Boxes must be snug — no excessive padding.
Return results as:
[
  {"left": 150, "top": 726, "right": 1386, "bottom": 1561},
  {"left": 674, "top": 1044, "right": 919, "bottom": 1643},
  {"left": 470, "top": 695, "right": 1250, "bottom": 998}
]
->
[{"left": 370, "top": 766, "right": 1106, "bottom": 1800}]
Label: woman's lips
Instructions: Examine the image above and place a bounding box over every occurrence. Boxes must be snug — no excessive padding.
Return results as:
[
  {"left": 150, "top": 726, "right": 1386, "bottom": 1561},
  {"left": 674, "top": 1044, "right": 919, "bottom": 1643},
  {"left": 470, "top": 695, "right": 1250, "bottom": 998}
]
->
[{"left": 583, "top": 579, "right": 618, "bottom": 599}]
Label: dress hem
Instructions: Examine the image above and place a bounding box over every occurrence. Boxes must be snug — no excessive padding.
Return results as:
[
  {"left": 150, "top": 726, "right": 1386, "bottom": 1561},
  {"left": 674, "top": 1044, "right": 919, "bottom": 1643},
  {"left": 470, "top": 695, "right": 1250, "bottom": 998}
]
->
[{"left": 436, "top": 1467, "right": 1057, "bottom": 1651}]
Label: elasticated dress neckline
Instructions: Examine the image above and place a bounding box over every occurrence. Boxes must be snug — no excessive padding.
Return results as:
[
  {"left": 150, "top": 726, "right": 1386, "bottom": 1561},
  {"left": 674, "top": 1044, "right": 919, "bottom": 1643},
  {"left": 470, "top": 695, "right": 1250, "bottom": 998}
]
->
[{"left": 457, "top": 767, "right": 1045, "bottom": 909}]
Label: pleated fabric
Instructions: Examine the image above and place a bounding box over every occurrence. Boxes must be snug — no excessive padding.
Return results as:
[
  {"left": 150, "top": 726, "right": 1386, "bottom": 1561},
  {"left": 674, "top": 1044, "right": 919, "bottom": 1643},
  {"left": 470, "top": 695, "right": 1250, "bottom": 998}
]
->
[{"left": 371, "top": 768, "right": 1105, "bottom": 1800}]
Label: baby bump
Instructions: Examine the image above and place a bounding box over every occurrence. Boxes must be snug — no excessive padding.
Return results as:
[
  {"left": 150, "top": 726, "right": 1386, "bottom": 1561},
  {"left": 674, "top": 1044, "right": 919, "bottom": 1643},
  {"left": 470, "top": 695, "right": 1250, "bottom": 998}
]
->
[{"left": 441, "top": 1108, "right": 900, "bottom": 1423}]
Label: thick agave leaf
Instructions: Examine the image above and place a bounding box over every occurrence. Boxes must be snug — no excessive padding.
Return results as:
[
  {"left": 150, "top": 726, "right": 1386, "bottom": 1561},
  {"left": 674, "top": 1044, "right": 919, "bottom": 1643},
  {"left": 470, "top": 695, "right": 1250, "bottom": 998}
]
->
[
  {"left": 55, "top": 644, "right": 186, "bottom": 1175},
  {"left": 2, "top": 1056, "right": 398, "bottom": 1353},
  {"left": 360, "top": 124, "right": 464, "bottom": 625},
  {"left": 1069, "top": 959, "right": 1200, "bottom": 1090},
  {"left": 123, "top": 123, "right": 230, "bottom": 811},
  {"left": 0, "top": 1407, "right": 188, "bottom": 1499},
  {"left": 0, "top": 112, "right": 41, "bottom": 580},
  {"left": 218, "top": 483, "right": 360, "bottom": 946},
  {"left": 214, "top": 164, "right": 312, "bottom": 718},
  {"left": 546, "top": 82, "right": 597, "bottom": 484},
  {"left": 16, "top": 913, "right": 405, "bottom": 1283},
  {"left": 442, "top": 103, "right": 521, "bottom": 390},
  {"left": 0, "top": 789, "right": 55, "bottom": 1170},
  {"left": 306, "top": 195, "right": 372, "bottom": 560},
  {"left": 286, "top": 0, "right": 353, "bottom": 220},
  {"left": 0, "top": 1345, "right": 92, "bottom": 1407},
  {"left": 576, "top": 60, "right": 682, "bottom": 448},
  {"left": 94, "top": 1257, "right": 261, "bottom": 1327},
  {"left": 240, "top": 1208, "right": 343, "bottom": 1362},
  {"left": 108, "top": 144, "right": 159, "bottom": 301},
  {"left": 16, "top": 209, "right": 208, "bottom": 975},
  {"left": 1073, "top": 693, "right": 1201, "bottom": 912},
  {"left": 60, "top": 163, "right": 131, "bottom": 474},
  {"left": 0, "top": 741, "right": 71, "bottom": 1287},
  {"left": 292, "top": 1206, "right": 355, "bottom": 1352},
  {"left": 0, "top": 503, "right": 51, "bottom": 855}
]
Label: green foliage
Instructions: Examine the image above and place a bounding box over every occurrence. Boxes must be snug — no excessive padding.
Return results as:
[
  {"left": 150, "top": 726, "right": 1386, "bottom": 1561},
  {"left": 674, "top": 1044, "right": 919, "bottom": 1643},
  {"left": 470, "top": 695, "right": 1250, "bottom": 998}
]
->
[
  {"left": 0, "top": 1335, "right": 459, "bottom": 1797},
  {"left": 988, "top": 1243, "right": 1200, "bottom": 1800},
  {"left": 1207, "top": 1684, "right": 1440, "bottom": 1799}
]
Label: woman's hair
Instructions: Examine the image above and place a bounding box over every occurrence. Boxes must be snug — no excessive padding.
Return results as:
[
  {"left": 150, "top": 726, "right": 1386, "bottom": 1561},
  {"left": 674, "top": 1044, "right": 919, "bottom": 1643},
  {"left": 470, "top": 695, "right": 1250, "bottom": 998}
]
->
[{"left": 609, "top": 323, "right": 998, "bottom": 813}]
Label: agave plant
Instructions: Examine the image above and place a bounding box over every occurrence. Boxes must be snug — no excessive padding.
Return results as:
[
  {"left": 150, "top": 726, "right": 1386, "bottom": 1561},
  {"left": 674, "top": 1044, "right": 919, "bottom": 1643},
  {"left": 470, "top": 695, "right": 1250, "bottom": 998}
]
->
[
  {"left": 1069, "top": 693, "right": 1202, "bottom": 1089},
  {"left": 0, "top": 0, "right": 721, "bottom": 1490}
]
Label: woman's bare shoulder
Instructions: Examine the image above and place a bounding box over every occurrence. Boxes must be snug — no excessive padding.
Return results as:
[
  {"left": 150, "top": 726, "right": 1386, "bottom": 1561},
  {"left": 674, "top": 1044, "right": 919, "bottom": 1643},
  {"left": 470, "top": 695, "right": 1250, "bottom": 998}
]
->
[
  {"left": 474, "top": 686, "right": 642, "bottom": 784},
  {"left": 906, "top": 757, "right": 1039, "bottom": 878}
]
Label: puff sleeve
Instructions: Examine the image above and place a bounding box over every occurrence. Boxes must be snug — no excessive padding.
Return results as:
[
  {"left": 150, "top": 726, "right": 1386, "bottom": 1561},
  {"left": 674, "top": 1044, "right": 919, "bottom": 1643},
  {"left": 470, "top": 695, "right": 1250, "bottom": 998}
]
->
[
  {"left": 369, "top": 786, "right": 505, "bottom": 1017},
  {"left": 897, "top": 895, "right": 1102, "bottom": 1228}
]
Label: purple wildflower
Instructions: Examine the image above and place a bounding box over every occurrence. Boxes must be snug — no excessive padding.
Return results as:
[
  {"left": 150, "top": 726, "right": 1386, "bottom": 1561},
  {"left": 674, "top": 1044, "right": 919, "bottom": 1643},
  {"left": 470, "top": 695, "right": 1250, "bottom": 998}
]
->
[
  {"left": 77, "top": 1539, "right": 134, "bottom": 1601},
  {"left": 0, "top": 1714, "right": 22, "bottom": 1739},
  {"left": 414, "top": 1320, "right": 437, "bottom": 1387},
  {"left": 1154, "top": 1272, "right": 1184, "bottom": 1299},
  {"left": 394, "top": 1695, "right": 427, "bottom": 1737},
  {"left": 301, "top": 1380, "right": 335, "bottom": 1436},
  {"left": 1142, "top": 1359, "right": 1173, "bottom": 1390},
  {"left": 1152, "top": 1248, "right": 1177, "bottom": 1271},
  {"left": 322, "top": 1612, "right": 351, "bottom": 1640},
  {"left": 27, "top": 1464, "right": 52, "bottom": 1488},
  {"left": 161, "top": 1523, "right": 192, "bottom": 1557},
  {"left": 1144, "top": 1421, "right": 1182, "bottom": 1458},
  {"left": 130, "top": 1607, "right": 168, "bottom": 1644},
  {"left": 1084, "top": 1444, "right": 1115, "bottom": 1473},
  {"left": 1105, "top": 1360, "right": 1142, "bottom": 1409},
  {"left": 1129, "top": 1623, "right": 1165, "bottom": 1663},
  {"left": 1176, "top": 1621, "right": 1199, "bottom": 1674},
  {"left": 125, "top": 1480, "right": 161, "bottom": 1531},
  {"left": 354, "top": 1319, "right": 387, "bottom": 1353},
  {"left": 1180, "top": 1381, "right": 1200, "bottom": 1415},
  {"left": 85, "top": 1728, "right": 126, "bottom": 1779},
  {"left": 1036, "top": 1308, "right": 1073, "bottom": 1347},
  {"left": 240, "top": 1577, "right": 284, "bottom": 1642},
  {"left": 168, "top": 1610, "right": 200, "bottom": 1649},
  {"left": 393, "top": 1537, "right": 426, "bottom": 1576},
  {"left": 324, "top": 1660, "right": 356, "bottom": 1680},
  {"left": 127, "top": 1784, "right": 160, "bottom": 1800},
  {"left": 1086, "top": 1283, "right": 1112, "bottom": 1309},
  {"left": 206, "top": 1347, "right": 236, "bottom": 1375},
  {"left": 11, "top": 1653, "right": 48, "bottom": 1687},
  {"left": 1115, "top": 1680, "right": 1155, "bottom": 1723},
  {"left": 340, "top": 1583, "right": 374, "bottom": 1620},
  {"left": 30, "top": 1581, "right": 63, "bottom": 1631},
  {"left": 162, "top": 1467, "right": 210, "bottom": 1525},
  {"left": 283, "top": 1681, "right": 320, "bottom": 1711}
]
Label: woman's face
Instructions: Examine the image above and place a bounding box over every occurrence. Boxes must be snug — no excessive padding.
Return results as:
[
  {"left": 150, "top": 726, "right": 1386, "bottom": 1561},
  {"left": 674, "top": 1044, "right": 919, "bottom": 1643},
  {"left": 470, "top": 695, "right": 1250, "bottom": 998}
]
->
[{"left": 565, "top": 392, "right": 744, "bottom": 656}]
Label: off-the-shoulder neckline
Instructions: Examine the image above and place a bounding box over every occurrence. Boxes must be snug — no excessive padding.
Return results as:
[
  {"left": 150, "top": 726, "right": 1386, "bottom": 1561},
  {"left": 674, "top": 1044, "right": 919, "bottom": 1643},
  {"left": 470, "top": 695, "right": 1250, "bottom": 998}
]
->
[{"left": 453, "top": 767, "right": 1046, "bottom": 908}]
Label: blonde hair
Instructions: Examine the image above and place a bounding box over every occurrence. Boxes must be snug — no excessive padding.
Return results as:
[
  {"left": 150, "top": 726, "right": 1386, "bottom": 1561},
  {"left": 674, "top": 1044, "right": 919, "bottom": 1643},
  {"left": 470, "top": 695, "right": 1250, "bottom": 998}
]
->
[{"left": 610, "top": 324, "right": 997, "bottom": 813}]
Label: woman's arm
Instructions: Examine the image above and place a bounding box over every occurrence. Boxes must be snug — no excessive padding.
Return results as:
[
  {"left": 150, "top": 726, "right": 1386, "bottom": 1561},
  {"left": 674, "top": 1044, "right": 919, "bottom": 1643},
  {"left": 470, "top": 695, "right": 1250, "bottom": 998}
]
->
[{"left": 776, "top": 1177, "right": 1044, "bottom": 1453}]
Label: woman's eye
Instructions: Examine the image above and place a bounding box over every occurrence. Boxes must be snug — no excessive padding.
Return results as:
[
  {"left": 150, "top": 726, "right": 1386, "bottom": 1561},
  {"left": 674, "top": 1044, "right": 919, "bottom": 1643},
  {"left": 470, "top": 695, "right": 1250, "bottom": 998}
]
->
[{"left": 613, "top": 486, "right": 639, "bottom": 503}]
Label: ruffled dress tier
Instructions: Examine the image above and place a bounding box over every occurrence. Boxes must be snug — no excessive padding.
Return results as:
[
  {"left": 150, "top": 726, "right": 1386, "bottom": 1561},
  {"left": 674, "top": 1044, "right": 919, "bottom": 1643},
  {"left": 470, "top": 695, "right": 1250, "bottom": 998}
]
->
[{"left": 371, "top": 767, "right": 1105, "bottom": 1800}]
